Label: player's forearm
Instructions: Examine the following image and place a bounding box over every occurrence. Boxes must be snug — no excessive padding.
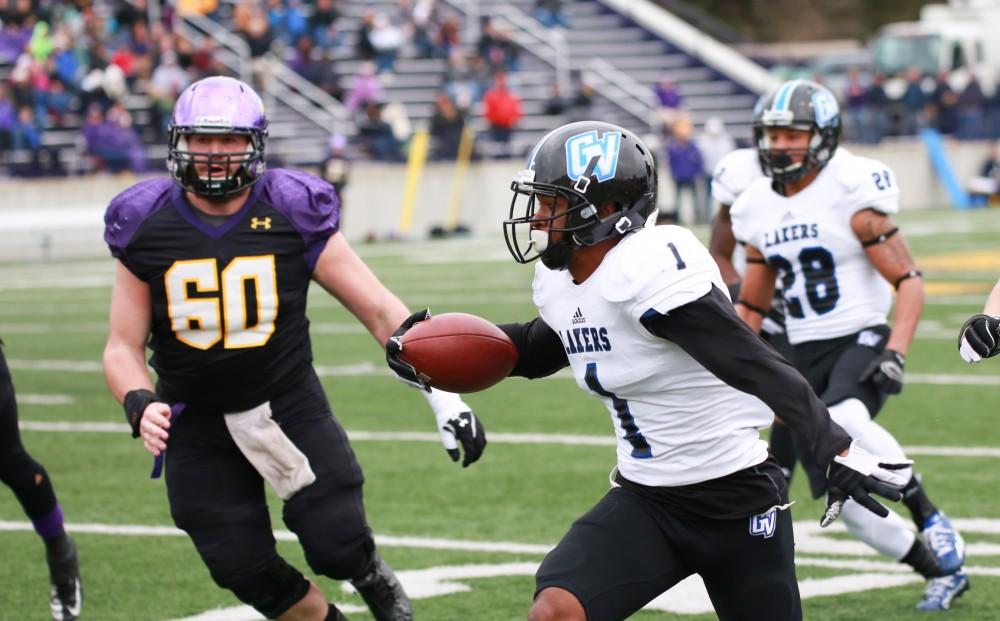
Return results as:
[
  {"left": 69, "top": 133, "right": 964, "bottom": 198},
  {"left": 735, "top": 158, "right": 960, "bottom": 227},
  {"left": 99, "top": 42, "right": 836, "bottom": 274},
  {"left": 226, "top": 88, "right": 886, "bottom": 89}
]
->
[
  {"left": 707, "top": 208, "right": 740, "bottom": 285},
  {"left": 887, "top": 278, "right": 924, "bottom": 355},
  {"left": 103, "top": 341, "right": 154, "bottom": 403},
  {"left": 983, "top": 278, "right": 1000, "bottom": 315},
  {"left": 735, "top": 303, "right": 764, "bottom": 333},
  {"left": 712, "top": 255, "right": 741, "bottom": 286},
  {"left": 497, "top": 317, "right": 569, "bottom": 379}
]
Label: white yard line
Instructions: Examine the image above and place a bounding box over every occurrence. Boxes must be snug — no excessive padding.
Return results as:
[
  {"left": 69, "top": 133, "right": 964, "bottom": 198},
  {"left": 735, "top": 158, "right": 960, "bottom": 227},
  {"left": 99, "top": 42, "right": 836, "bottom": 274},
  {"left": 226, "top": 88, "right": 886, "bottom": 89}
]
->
[
  {"left": 16, "top": 394, "right": 74, "bottom": 405},
  {"left": 1, "top": 518, "right": 998, "bottom": 621},
  {"left": 17, "top": 420, "right": 1000, "bottom": 458},
  {"left": 9, "top": 358, "right": 1000, "bottom": 387}
]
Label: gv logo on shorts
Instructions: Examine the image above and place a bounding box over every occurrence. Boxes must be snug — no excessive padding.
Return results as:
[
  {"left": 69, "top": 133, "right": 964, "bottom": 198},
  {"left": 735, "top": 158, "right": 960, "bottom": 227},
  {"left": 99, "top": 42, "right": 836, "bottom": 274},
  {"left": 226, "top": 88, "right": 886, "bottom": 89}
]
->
[{"left": 749, "top": 507, "right": 778, "bottom": 538}]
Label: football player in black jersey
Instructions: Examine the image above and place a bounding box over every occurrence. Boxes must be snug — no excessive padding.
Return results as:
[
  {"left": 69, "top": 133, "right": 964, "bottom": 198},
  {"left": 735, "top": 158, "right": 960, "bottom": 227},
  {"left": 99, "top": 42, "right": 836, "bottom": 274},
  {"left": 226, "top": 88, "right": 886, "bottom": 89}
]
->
[
  {"left": 0, "top": 341, "right": 82, "bottom": 621},
  {"left": 102, "top": 76, "right": 485, "bottom": 621}
]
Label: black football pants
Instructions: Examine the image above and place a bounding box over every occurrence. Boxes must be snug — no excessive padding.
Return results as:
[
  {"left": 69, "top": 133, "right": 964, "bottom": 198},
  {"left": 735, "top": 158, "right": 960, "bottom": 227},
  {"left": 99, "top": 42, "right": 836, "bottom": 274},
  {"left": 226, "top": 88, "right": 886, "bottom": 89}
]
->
[
  {"left": 165, "top": 369, "right": 374, "bottom": 592},
  {"left": 535, "top": 485, "right": 801, "bottom": 621},
  {"left": 0, "top": 343, "right": 59, "bottom": 519}
]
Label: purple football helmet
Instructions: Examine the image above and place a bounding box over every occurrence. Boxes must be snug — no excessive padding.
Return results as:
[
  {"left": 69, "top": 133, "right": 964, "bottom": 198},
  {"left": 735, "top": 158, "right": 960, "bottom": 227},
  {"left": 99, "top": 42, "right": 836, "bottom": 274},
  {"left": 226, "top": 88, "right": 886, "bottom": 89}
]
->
[{"left": 167, "top": 76, "right": 268, "bottom": 197}]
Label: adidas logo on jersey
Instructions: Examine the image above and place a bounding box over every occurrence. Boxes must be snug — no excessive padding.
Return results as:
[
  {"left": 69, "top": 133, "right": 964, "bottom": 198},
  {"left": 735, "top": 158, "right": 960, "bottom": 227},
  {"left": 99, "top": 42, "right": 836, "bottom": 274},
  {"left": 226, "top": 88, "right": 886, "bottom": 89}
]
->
[
  {"left": 571, "top": 308, "right": 586, "bottom": 324},
  {"left": 781, "top": 211, "right": 795, "bottom": 222}
]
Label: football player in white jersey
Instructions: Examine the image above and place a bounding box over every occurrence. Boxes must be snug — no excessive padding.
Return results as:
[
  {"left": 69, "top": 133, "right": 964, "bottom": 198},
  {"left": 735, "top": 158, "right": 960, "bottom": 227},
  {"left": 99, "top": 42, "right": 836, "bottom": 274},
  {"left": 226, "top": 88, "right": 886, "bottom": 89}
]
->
[
  {"left": 387, "top": 121, "right": 911, "bottom": 621},
  {"left": 958, "top": 278, "right": 1000, "bottom": 362},
  {"left": 732, "top": 80, "right": 970, "bottom": 611},
  {"left": 709, "top": 146, "right": 801, "bottom": 483}
]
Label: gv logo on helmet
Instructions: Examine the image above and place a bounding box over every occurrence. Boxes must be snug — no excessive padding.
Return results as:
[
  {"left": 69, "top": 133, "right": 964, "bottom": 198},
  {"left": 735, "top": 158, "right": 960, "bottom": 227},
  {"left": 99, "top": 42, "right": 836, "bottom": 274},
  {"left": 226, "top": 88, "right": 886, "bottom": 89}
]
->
[
  {"left": 565, "top": 130, "right": 621, "bottom": 184},
  {"left": 811, "top": 90, "right": 839, "bottom": 127}
]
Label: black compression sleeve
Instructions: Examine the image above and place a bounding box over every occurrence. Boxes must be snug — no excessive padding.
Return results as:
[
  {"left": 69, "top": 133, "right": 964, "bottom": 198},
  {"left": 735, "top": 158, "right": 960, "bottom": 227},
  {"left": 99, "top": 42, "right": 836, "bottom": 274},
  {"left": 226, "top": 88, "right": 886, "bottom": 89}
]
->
[
  {"left": 497, "top": 318, "right": 569, "bottom": 379},
  {"left": 639, "top": 286, "right": 851, "bottom": 468}
]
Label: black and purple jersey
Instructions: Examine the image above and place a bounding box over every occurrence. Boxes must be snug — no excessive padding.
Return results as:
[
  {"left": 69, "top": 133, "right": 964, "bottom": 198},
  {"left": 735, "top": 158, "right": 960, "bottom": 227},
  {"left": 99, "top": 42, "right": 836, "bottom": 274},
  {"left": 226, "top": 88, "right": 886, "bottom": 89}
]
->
[{"left": 104, "top": 169, "right": 340, "bottom": 412}]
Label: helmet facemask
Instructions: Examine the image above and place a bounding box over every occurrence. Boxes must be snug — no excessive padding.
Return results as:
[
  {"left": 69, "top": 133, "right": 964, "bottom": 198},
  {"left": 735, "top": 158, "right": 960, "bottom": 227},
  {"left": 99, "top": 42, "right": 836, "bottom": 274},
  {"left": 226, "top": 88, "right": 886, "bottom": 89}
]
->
[
  {"left": 168, "top": 126, "right": 266, "bottom": 198},
  {"left": 167, "top": 76, "right": 269, "bottom": 198},
  {"left": 752, "top": 80, "right": 841, "bottom": 185},
  {"left": 504, "top": 170, "right": 598, "bottom": 270},
  {"left": 755, "top": 122, "right": 816, "bottom": 184}
]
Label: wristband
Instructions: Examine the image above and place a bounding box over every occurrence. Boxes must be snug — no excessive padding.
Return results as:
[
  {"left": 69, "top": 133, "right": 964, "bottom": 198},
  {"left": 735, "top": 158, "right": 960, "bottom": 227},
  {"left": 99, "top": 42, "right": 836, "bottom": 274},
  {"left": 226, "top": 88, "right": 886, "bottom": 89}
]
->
[{"left": 123, "top": 389, "right": 158, "bottom": 438}]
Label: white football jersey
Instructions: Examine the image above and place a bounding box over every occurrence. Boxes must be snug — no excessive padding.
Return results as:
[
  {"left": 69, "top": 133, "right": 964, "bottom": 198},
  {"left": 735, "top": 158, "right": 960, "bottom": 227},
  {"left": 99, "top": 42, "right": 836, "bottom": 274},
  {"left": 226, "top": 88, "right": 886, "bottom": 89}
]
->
[
  {"left": 730, "top": 148, "right": 898, "bottom": 345},
  {"left": 532, "top": 225, "right": 772, "bottom": 487}
]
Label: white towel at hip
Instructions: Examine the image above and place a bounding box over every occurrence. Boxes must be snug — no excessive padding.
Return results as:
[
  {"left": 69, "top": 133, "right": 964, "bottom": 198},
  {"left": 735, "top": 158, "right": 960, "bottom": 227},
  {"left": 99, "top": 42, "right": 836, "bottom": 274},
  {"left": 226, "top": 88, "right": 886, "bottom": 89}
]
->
[{"left": 224, "top": 402, "right": 317, "bottom": 500}]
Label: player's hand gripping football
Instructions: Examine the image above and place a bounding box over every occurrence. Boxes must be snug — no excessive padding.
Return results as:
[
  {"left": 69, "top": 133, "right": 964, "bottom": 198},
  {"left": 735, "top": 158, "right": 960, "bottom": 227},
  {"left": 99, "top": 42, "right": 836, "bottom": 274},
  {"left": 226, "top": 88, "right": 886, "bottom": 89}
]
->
[
  {"left": 858, "top": 349, "right": 905, "bottom": 394},
  {"left": 820, "top": 441, "right": 911, "bottom": 527},
  {"left": 958, "top": 314, "right": 1000, "bottom": 363},
  {"left": 386, "top": 308, "right": 432, "bottom": 391}
]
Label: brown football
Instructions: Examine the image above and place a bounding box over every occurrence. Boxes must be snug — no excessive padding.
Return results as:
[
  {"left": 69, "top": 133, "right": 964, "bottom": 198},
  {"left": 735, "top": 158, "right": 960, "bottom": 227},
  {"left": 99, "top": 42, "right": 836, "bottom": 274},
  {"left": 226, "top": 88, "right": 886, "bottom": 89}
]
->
[{"left": 399, "top": 313, "right": 518, "bottom": 393}]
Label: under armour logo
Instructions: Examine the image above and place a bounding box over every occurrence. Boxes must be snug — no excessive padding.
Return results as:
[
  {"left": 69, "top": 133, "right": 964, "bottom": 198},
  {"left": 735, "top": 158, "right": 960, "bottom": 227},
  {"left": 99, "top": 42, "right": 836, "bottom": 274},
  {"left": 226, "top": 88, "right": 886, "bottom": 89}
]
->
[{"left": 250, "top": 217, "right": 271, "bottom": 230}]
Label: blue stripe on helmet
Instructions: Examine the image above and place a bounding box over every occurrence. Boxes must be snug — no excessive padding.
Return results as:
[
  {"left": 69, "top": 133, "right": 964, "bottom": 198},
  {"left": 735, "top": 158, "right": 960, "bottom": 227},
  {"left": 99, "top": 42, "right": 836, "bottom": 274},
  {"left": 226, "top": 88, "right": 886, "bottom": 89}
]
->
[{"left": 773, "top": 80, "right": 800, "bottom": 112}]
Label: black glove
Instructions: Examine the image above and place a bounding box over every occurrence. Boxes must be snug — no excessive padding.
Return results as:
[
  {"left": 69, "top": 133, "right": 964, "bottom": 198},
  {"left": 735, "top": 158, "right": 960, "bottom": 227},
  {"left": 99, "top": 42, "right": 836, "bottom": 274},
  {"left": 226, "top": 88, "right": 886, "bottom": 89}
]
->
[
  {"left": 958, "top": 314, "right": 1000, "bottom": 363},
  {"left": 123, "top": 389, "right": 158, "bottom": 438},
  {"left": 820, "top": 441, "right": 910, "bottom": 527},
  {"left": 438, "top": 411, "right": 487, "bottom": 467},
  {"left": 385, "top": 309, "right": 432, "bottom": 392},
  {"left": 859, "top": 349, "right": 905, "bottom": 394}
]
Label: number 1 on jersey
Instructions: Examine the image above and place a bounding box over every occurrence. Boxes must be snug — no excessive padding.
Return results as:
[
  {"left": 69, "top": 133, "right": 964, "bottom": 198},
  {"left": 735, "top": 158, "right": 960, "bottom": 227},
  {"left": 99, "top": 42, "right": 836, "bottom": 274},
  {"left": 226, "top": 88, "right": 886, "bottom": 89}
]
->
[
  {"left": 585, "top": 362, "right": 653, "bottom": 459},
  {"left": 667, "top": 242, "right": 687, "bottom": 270}
]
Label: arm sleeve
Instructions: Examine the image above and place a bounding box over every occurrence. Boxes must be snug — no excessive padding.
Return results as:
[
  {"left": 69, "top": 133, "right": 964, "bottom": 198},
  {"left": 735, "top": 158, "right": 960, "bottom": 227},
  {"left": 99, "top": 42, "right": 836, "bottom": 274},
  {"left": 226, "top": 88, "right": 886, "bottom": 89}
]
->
[
  {"left": 497, "top": 318, "right": 569, "bottom": 379},
  {"left": 640, "top": 285, "right": 851, "bottom": 468}
]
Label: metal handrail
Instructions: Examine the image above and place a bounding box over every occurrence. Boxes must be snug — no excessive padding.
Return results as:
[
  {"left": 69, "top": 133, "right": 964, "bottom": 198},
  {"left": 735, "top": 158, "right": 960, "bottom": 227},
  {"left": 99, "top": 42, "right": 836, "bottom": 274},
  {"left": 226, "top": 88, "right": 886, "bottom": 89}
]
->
[
  {"left": 177, "top": 12, "right": 252, "bottom": 83},
  {"left": 174, "top": 13, "right": 351, "bottom": 138},
  {"left": 262, "top": 57, "right": 352, "bottom": 137},
  {"left": 440, "top": 0, "right": 570, "bottom": 95},
  {"left": 491, "top": 2, "right": 571, "bottom": 95},
  {"left": 587, "top": 58, "right": 656, "bottom": 126}
]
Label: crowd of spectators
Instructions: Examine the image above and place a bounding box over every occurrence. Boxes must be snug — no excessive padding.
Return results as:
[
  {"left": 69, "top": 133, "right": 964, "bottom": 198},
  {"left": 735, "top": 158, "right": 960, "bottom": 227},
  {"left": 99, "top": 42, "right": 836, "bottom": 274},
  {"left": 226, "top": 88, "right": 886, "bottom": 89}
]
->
[
  {"left": 834, "top": 67, "right": 1000, "bottom": 144},
  {"left": 23, "top": 0, "right": 1000, "bottom": 190},
  {"left": 0, "top": 0, "right": 228, "bottom": 177},
  {"left": 240, "top": 0, "right": 542, "bottom": 162}
]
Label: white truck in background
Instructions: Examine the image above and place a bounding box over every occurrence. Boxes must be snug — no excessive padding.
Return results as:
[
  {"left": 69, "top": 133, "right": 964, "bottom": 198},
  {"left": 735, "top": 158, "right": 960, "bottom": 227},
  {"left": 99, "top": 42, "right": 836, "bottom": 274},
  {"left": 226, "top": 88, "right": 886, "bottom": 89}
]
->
[{"left": 870, "top": 1, "right": 1000, "bottom": 97}]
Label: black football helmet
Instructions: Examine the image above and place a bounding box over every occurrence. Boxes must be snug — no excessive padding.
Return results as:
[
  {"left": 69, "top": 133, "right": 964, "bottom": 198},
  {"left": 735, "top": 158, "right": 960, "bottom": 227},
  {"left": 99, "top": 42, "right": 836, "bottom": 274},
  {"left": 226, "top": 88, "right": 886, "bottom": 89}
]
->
[
  {"left": 752, "top": 80, "right": 841, "bottom": 184},
  {"left": 503, "top": 121, "right": 657, "bottom": 270}
]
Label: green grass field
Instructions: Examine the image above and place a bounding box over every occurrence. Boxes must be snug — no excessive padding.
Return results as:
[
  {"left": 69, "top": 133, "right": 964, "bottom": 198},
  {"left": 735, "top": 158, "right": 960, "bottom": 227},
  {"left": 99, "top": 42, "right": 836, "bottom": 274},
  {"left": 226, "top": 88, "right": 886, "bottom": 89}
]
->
[{"left": 1, "top": 208, "right": 999, "bottom": 620}]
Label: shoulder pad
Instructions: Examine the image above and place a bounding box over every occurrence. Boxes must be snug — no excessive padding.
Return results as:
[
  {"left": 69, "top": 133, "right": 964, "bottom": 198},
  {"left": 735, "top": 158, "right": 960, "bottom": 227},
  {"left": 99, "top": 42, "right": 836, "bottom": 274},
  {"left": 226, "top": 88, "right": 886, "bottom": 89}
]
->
[
  {"left": 832, "top": 152, "right": 900, "bottom": 215},
  {"left": 104, "top": 178, "right": 174, "bottom": 258},
  {"left": 260, "top": 169, "right": 341, "bottom": 237},
  {"left": 712, "top": 148, "right": 763, "bottom": 206},
  {"left": 599, "top": 226, "right": 710, "bottom": 303},
  {"left": 729, "top": 177, "right": 774, "bottom": 243}
]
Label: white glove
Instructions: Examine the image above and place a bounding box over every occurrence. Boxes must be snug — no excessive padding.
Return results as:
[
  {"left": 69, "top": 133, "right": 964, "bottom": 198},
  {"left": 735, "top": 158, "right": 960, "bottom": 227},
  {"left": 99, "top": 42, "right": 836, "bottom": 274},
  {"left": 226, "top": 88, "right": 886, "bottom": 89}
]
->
[{"left": 425, "top": 389, "right": 487, "bottom": 467}]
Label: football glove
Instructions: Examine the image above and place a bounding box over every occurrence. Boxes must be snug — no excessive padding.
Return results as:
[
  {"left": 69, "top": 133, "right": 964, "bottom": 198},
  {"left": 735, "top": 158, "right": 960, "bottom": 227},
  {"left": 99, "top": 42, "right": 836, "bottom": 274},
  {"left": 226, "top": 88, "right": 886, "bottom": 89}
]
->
[
  {"left": 436, "top": 410, "right": 487, "bottom": 467},
  {"left": 123, "top": 388, "right": 158, "bottom": 438},
  {"left": 958, "top": 314, "right": 1000, "bottom": 363},
  {"left": 859, "top": 349, "right": 905, "bottom": 394},
  {"left": 820, "top": 441, "right": 911, "bottom": 528},
  {"left": 385, "top": 308, "right": 432, "bottom": 392}
]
